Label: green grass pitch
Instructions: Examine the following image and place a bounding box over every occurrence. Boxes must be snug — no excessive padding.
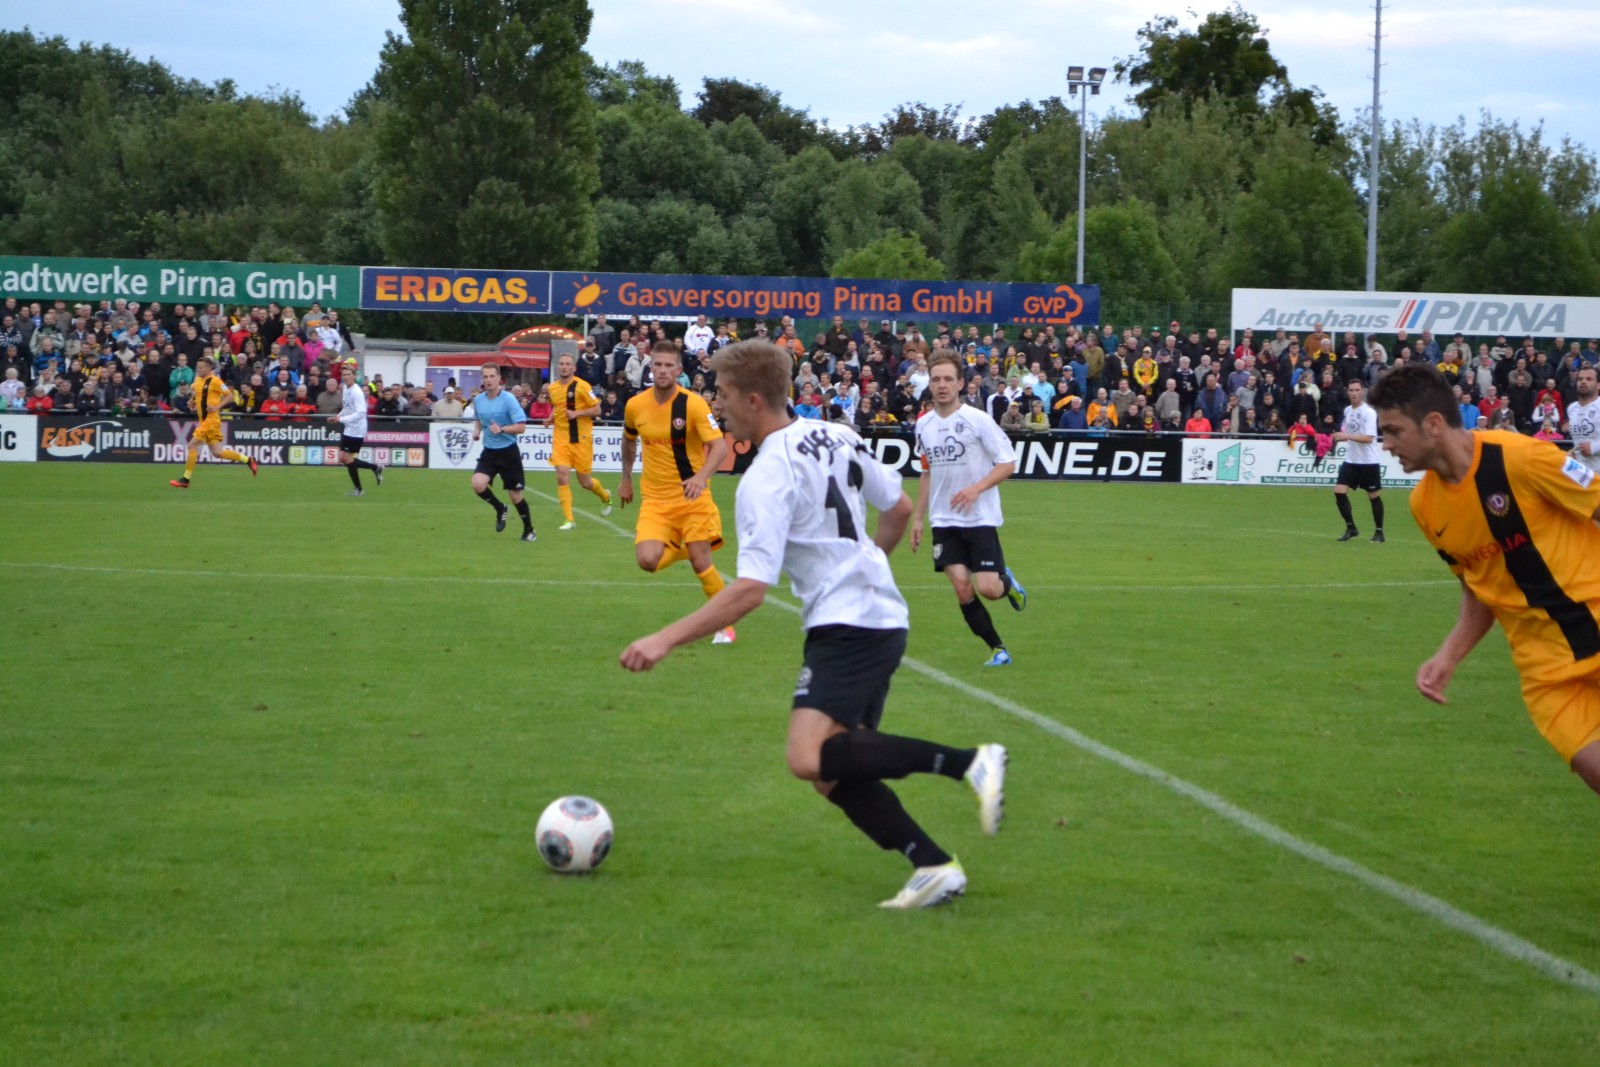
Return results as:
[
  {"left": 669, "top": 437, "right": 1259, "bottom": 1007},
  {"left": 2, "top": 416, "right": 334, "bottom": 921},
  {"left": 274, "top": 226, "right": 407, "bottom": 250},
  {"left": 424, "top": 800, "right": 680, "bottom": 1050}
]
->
[{"left": 3, "top": 462, "right": 1599, "bottom": 1065}]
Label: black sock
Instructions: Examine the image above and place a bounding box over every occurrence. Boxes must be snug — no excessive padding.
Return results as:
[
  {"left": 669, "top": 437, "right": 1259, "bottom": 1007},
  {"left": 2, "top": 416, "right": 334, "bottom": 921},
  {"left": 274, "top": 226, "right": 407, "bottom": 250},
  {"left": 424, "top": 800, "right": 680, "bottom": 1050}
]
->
[
  {"left": 999, "top": 570, "right": 1013, "bottom": 596},
  {"left": 1335, "top": 494, "right": 1355, "bottom": 527},
  {"left": 355, "top": 458, "right": 380, "bottom": 472},
  {"left": 513, "top": 498, "right": 533, "bottom": 533},
  {"left": 1370, "top": 495, "right": 1384, "bottom": 530},
  {"left": 960, "top": 596, "right": 1004, "bottom": 650},
  {"left": 827, "top": 779, "right": 952, "bottom": 868},
  {"left": 818, "top": 730, "right": 974, "bottom": 784},
  {"left": 478, "top": 488, "right": 504, "bottom": 513},
  {"left": 347, "top": 464, "right": 362, "bottom": 490}
]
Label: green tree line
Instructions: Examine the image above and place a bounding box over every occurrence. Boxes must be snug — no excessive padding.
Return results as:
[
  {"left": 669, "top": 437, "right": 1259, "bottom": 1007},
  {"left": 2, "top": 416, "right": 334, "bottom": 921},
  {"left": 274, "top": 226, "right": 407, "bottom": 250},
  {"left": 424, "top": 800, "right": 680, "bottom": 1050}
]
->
[{"left": 2, "top": 2, "right": 1597, "bottom": 341}]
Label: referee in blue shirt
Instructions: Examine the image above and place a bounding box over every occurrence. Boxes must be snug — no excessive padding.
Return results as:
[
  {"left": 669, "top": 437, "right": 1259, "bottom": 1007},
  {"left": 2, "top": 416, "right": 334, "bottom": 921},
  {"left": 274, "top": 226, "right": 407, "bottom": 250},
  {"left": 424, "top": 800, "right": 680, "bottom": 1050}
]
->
[{"left": 469, "top": 363, "right": 537, "bottom": 541}]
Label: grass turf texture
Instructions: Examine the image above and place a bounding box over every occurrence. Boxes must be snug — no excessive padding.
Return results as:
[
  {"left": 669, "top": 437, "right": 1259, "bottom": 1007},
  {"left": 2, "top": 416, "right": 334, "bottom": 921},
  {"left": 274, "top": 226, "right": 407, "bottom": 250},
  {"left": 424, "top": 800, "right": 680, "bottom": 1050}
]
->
[{"left": 3, "top": 462, "right": 1599, "bottom": 1065}]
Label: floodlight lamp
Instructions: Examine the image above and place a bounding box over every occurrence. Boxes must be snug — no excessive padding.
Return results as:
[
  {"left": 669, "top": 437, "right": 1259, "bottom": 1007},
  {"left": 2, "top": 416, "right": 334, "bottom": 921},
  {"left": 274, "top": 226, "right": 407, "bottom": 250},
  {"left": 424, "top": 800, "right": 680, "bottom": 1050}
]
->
[
  {"left": 1088, "top": 67, "right": 1107, "bottom": 84},
  {"left": 1067, "top": 65, "right": 1084, "bottom": 83}
]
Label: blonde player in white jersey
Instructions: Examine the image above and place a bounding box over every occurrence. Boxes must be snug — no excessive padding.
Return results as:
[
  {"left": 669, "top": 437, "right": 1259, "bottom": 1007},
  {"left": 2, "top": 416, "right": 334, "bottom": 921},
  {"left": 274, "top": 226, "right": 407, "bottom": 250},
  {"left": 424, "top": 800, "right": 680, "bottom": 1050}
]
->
[
  {"left": 910, "top": 349, "right": 1028, "bottom": 668},
  {"left": 1566, "top": 365, "right": 1600, "bottom": 473},
  {"left": 620, "top": 339, "right": 1007, "bottom": 910},
  {"left": 330, "top": 361, "right": 384, "bottom": 496},
  {"left": 1332, "top": 378, "right": 1386, "bottom": 542}
]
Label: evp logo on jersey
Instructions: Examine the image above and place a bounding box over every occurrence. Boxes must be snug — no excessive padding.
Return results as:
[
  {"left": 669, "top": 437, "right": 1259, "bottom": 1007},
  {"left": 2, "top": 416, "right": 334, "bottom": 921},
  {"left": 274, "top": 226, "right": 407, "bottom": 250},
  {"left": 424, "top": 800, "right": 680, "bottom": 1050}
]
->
[{"left": 922, "top": 436, "right": 969, "bottom": 465}]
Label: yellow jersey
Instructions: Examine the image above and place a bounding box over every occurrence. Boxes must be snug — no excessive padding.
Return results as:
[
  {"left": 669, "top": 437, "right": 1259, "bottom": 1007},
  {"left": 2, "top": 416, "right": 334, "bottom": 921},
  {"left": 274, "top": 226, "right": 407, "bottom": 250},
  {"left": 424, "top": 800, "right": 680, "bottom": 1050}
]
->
[
  {"left": 192, "top": 374, "right": 233, "bottom": 425},
  {"left": 1412, "top": 431, "right": 1600, "bottom": 681},
  {"left": 623, "top": 386, "right": 722, "bottom": 499},
  {"left": 549, "top": 375, "right": 598, "bottom": 445}
]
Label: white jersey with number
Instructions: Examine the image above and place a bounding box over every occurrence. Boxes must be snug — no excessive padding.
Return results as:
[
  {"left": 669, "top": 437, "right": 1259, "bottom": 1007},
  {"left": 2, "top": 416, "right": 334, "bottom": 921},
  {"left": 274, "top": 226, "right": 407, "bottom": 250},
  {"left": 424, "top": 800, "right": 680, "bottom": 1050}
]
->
[
  {"left": 1341, "top": 402, "right": 1383, "bottom": 464},
  {"left": 1568, "top": 398, "right": 1600, "bottom": 471},
  {"left": 914, "top": 405, "right": 1016, "bottom": 528},
  {"left": 736, "top": 419, "right": 908, "bottom": 632}
]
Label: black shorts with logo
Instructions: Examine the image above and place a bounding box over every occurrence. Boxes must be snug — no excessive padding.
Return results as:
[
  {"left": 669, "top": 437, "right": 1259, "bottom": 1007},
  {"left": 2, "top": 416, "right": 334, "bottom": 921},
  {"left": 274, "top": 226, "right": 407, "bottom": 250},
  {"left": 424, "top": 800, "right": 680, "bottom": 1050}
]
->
[
  {"left": 1336, "top": 462, "right": 1383, "bottom": 493},
  {"left": 931, "top": 525, "right": 1007, "bottom": 574},
  {"left": 338, "top": 434, "right": 364, "bottom": 454},
  {"left": 475, "top": 444, "right": 526, "bottom": 490},
  {"left": 793, "top": 625, "right": 908, "bottom": 729}
]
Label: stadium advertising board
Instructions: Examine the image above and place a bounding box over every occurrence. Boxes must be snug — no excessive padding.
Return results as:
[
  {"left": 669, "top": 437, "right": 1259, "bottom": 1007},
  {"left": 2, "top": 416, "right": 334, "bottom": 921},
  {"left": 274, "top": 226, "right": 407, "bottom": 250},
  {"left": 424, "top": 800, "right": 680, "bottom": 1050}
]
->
[
  {"left": 359, "top": 268, "right": 556, "bottom": 314},
  {"left": 428, "top": 423, "right": 628, "bottom": 473},
  {"left": 0, "top": 256, "right": 359, "bottom": 306},
  {"left": 28, "top": 415, "right": 429, "bottom": 467},
  {"left": 1232, "top": 287, "right": 1600, "bottom": 340},
  {"left": 549, "top": 272, "right": 1100, "bottom": 327},
  {"left": 2, "top": 254, "right": 1100, "bottom": 325},
  {"left": 856, "top": 428, "right": 1180, "bottom": 482},
  {"left": 1180, "top": 437, "right": 1422, "bottom": 487},
  {"left": 0, "top": 414, "right": 39, "bottom": 461}
]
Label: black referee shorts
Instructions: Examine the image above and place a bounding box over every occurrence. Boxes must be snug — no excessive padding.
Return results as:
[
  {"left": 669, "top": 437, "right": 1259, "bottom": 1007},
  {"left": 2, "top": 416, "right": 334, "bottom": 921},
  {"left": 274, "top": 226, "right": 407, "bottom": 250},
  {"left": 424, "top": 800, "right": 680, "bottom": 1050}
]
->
[{"left": 475, "top": 444, "right": 526, "bottom": 490}]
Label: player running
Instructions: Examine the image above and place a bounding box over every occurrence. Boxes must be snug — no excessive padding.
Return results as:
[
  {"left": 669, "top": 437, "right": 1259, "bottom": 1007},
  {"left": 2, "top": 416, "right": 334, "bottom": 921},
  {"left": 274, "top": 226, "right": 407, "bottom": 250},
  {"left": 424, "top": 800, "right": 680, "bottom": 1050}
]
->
[
  {"left": 618, "top": 341, "right": 733, "bottom": 643},
  {"left": 620, "top": 339, "right": 1007, "bottom": 908},
  {"left": 1332, "top": 378, "right": 1386, "bottom": 542},
  {"left": 1372, "top": 363, "right": 1600, "bottom": 797},
  {"left": 546, "top": 352, "right": 613, "bottom": 530},
  {"left": 911, "top": 350, "right": 1027, "bottom": 667},
  {"left": 331, "top": 361, "right": 383, "bottom": 496},
  {"left": 168, "top": 354, "right": 257, "bottom": 488},
  {"left": 469, "top": 363, "right": 537, "bottom": 542}
]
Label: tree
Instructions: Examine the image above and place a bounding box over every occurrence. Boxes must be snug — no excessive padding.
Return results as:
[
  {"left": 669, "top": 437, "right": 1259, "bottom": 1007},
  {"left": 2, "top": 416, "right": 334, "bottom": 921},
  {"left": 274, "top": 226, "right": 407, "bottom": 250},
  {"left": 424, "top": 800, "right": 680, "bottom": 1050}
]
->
[
  {"left": 1114, "top": 5, "right": 1338, "bottom": 145},
  {"left": 1215, "top": 157, "right": 1364, "bottom": 291},
  {"left": 692, "top": 77, "right": 835, "bottom": 157},
  {"left": 820, "top": 159, "right": 929, "bottom": 271},
  {"left": 1431, "top": 169, "right": 1600, "bottom": 295},
  {"left": 830, "top": 233, "right": 944, "bottom": 281},
  {"left": 1016, "top": 200, "right": 1183, "bottom": 302},
  {"left": 370, "top": 0, "right": 599, "bottom": 275}
]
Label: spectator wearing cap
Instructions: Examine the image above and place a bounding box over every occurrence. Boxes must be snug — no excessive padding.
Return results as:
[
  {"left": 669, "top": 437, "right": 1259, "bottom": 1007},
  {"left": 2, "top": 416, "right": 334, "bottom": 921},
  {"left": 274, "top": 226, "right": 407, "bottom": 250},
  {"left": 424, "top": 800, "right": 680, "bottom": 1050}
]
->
[{"left": 433, "top": 386, "right": 466, "bottom": 419}]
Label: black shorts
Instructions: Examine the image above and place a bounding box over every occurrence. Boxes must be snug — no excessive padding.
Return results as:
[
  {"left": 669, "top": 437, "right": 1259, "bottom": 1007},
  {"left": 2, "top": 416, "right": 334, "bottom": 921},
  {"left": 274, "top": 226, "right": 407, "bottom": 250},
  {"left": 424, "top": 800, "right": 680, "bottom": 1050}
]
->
[
  {"left": 1336, "top": 462, "right": 1382, "bottom": 492},
  {"left": 338, "top": 434, "right": 364, "bottom": 454},
  {"left": 793, "top": 625, "right": 908, "bottom": 729},
  {"left": 475, "top": 444, "right": 526, "bottom": 490},
  {"left": 931, "top": 525, "right": 1007, "bottom": 574}
]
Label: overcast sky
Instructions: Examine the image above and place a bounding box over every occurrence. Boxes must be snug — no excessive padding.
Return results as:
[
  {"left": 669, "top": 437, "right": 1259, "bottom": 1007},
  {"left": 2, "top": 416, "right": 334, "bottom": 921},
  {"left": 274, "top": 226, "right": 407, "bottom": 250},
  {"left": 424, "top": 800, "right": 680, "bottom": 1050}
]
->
[{"left": 9, "top": 0, "right": 1599, "bottom": 157}]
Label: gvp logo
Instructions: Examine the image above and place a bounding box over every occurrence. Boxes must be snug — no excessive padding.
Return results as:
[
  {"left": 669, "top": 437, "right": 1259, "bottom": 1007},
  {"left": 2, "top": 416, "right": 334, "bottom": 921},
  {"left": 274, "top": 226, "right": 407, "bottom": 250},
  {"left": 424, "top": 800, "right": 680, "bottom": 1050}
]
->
[{"left": 1020, "top": 286, "right": 1085, "bottom": 324}]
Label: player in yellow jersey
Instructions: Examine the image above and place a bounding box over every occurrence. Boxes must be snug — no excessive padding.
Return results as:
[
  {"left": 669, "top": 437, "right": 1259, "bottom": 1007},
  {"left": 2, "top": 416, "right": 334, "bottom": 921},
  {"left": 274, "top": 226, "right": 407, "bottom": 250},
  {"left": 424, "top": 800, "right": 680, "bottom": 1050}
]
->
[
  {"left": 169, "top": 354, "right": 257, "bottom": 488},
  {"left": 619, "top": 340, "right": 734, "bottom": 643},
  {"left": 1372, "top": 363, "right": 1600, "bottom": 796},
  {"left": 544, "top": 352, "right": 612, "bottom": 530}
]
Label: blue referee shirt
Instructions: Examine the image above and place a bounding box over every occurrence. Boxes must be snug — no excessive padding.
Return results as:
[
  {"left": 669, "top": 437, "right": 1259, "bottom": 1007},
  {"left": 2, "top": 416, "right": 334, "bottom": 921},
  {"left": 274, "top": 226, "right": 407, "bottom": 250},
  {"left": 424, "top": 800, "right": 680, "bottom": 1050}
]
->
[{"left": 473, "top": 389, "right": 525, "bottom": 449}]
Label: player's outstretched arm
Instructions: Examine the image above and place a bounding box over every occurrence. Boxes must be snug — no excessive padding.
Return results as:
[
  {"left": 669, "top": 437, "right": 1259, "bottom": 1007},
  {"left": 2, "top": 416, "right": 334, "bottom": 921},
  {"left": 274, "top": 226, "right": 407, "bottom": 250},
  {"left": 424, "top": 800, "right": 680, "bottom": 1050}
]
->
[
  {"left": 1416, "top": 582, "right": 1495, "bottom": 704},
  {"left": 620, "top": 578, "right": 769, "bottom": 672}
]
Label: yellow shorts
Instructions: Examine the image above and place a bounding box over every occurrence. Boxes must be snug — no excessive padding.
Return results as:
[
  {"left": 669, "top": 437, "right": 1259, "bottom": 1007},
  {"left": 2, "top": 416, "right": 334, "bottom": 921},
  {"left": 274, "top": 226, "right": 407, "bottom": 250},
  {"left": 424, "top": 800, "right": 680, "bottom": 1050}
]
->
[
  {"left": 551, "top": 438, "right": 593, "bottom": 473},
  {"left": 1520, "top": 673, "right": 1600, "bottom": 762},
  {"left": 635, "top": 493, "right": 723, "bottom": 551},
  {"left": 192, "top": 422, "right": 223, "bottom": 446}
]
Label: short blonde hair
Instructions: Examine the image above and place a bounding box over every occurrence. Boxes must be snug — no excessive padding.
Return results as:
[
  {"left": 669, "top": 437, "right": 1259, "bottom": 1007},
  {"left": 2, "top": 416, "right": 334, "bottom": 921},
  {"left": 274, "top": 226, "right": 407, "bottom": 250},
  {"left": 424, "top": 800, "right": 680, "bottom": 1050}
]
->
[
  {"left": 928, "top": 349, "right": 963, "bottom": 378},
  {"left": 709, "top": 340, "right": 792, "bottom": 410}
]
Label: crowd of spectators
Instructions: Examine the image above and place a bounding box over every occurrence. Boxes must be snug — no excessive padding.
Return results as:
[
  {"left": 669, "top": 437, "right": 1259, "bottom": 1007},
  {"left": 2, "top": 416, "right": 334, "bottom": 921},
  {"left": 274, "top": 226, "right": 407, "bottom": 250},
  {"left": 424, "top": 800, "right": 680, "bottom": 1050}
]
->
[
  {"left": 0, "top": 295, "right": 355, "bottom": 418},
  {"left": 5, "top": 298, "right": 1597, "bottom": 445}
]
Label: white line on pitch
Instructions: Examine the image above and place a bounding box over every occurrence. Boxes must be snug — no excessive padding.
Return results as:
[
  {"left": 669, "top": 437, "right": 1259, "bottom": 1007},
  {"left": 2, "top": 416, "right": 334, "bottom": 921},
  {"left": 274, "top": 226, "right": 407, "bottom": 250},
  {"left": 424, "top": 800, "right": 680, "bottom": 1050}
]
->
[{"left": 527, "top": 490, "right": 1600, "bottom": 997}]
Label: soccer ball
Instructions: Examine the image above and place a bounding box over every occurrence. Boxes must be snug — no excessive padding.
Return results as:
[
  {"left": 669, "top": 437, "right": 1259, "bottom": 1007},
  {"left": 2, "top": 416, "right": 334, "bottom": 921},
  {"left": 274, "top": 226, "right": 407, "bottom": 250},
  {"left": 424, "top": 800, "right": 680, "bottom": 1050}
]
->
[{"left": 536, "top": 796, "right": 613, "bottom": 873}]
